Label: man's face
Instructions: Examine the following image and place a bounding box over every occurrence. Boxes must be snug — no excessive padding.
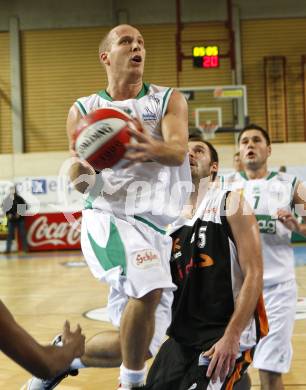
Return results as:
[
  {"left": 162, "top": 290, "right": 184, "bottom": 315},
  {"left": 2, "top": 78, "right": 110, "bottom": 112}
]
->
[
  {"left": 101, "top": 25, "right": 146, "bottom": 79},
  {"left": 188, "top": 141, "right": 217, "bottom": 180},
  {"left": 239, "top": 129, "right": 271, "bottom": 170}
]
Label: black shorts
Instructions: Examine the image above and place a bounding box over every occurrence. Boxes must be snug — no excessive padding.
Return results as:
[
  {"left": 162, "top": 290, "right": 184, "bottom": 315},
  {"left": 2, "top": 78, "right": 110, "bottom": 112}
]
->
[{"left": 146, "top": 338, "right": 254, "bottom": 390}]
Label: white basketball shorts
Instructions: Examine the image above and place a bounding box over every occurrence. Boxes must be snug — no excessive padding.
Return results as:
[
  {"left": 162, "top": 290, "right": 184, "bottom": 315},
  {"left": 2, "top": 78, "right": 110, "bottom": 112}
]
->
[
  {"left": 253, "top": 278, "right": 297, "bottom": 373},
  {"left": 81, "top": 209, "right": 176, "bottom": 354}
]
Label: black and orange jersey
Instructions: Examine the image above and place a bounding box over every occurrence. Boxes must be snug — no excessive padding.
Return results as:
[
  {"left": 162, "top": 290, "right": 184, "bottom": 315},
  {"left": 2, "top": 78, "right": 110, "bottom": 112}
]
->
[{"left": 168, "top": 187, "right": 268, "bottom": 351}]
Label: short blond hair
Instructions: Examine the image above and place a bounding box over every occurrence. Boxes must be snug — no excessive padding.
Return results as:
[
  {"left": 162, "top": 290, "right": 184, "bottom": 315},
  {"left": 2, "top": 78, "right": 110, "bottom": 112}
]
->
[{"left": 98, "top": 31, "right": 112, "bottom": 55}]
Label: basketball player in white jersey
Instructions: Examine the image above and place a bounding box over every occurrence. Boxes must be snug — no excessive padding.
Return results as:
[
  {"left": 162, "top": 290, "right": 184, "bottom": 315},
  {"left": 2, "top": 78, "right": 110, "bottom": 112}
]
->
[
  {"left": 145, "top": 135, "right": 268, "bottom": 390},
  {"left": 25, "top": 24, "right": 191, "bottom": 390},
  {"left": 224, "top": 124, "right": 306, "bottom": 390}
]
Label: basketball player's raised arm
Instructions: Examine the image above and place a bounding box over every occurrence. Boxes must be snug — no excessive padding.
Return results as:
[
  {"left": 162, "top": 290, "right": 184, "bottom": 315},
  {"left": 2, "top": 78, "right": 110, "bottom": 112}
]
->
[
  {"left": 0, "top": 300, "right": 85, "bottom": 379},
  {"left": 125, "top": 90, "right": 188, "bottom": 166},
  {"left": 204, "top": 192, "right": 263, "bottom": 383},
  {"left": 66, "top": 105, "right": 96, "bottom": 193}
]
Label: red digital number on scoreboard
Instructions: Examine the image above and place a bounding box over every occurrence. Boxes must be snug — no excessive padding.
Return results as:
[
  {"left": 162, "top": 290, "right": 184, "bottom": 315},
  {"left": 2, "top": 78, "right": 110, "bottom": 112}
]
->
[{"left": 203, "top": 55, "right": 219, "bottom": 68}]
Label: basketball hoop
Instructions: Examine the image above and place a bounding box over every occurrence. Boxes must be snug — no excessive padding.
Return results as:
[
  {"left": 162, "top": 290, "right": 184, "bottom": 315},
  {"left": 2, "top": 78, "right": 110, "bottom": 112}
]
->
[{"left": 198, "top": 120, "right": 218, "bottom": 140}]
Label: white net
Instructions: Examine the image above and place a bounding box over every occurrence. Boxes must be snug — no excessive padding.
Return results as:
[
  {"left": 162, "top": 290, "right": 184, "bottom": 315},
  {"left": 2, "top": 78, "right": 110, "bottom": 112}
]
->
[{"left": 198, "top": 120, "right": 219, "bottom": 140}]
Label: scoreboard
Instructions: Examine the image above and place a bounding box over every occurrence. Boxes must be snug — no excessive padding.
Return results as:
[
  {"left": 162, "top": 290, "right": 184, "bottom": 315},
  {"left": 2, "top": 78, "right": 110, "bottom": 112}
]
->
[{"left": 192, "top": 46, "right": 220, "bottom": 68}]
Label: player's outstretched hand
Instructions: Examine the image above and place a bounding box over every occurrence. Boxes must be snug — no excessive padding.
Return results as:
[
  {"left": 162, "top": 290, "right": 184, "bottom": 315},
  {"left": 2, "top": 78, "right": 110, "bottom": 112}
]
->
[
  {"left": 277, "top": 209, "right": 300, "bottom": 232},
  {"left": 202, "top": 332, "right": 239, "bottom": 384},
  {"left": 62, "top": 321, "right": 85, "bottom": 357}
]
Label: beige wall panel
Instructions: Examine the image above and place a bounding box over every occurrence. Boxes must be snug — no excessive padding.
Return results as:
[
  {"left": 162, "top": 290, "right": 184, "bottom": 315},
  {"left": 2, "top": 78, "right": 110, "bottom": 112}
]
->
[
  {"left": 0, "top": 32, "right": 12, "bottom": 153},
  {"left": 141, "top": 24, "right": 177, "bottom": 87},
  {"left": 242, "top": 18, "right": 306, "bottom": 142},
  {"left": 21, "top": 27, "right": 109, "bottom": 152}
]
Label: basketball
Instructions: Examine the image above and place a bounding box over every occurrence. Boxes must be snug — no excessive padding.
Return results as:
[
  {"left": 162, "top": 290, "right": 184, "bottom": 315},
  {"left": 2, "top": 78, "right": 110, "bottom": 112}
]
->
[{"left": 75, "top": 107, "right": 134, "bottom": 170}]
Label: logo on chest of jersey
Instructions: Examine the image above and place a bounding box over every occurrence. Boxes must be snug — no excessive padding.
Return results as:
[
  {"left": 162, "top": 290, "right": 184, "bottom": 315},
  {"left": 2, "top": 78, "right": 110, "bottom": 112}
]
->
[
  {"left": 252, "top": 186, "right": 261, "bottom": 195},
  {"left": 133, "top": 249, "right": 161, "bottom": 269},
  {"left": 176, "top": 254, "right": 214, "bottom": 280},
  {"left": 142, "top": 106, "right": 157, "bottom": 121},
  {"left": 106, "top": 103, "right": 133, "bottom": 116}
]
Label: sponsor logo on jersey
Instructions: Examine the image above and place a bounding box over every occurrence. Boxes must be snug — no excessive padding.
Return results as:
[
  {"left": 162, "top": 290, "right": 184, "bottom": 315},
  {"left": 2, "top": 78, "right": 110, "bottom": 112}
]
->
[
  {"left": 173, "top": 251, "right": 182, "bottom": 259},
  {"left": 142, "top": 106, "right": 157, "bottom": 121},
  {"left": 252, "top": 186, "right": 261, "bottom": 195},
  {"left": 173, "top": 238, "right": 181, "bottom": 252},
  {"left": 133, "top": 249, "right": 160, "bottom": 268},
  {"left": 256, "top": 215, "right": 276, "bottom": 234},
  {"left": 176, "top": 254, "right": 215, "bottom": 280},
  {"left": 203, "top": 207, "right": 218, "bottom": 215},
  {"left": 106, "top": 103, "right": 132, "bottom": 116},
  {"left": 148, "top": 95, "right": 160, "bottom": 105},
  {"left": 172, "top": 238, "right": 182, "bottom": 259},
  {"left": 198, "top": 254, "right": 214, "bottom": 267}
]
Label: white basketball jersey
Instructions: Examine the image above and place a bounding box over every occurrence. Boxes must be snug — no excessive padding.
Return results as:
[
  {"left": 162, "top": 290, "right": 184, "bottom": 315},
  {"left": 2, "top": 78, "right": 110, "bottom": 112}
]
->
[
  {"left": 223, "top": 171, "right": 298, "bottom": 286},
  {"left": 75, "top": 83, "right": 192, "bottom": 228}
]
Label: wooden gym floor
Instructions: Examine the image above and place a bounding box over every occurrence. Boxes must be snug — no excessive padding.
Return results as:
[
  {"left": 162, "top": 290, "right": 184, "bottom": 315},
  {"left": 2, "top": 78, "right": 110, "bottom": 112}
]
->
[{"left": 0, "top": 247, "right": 305, "bottom": 389}]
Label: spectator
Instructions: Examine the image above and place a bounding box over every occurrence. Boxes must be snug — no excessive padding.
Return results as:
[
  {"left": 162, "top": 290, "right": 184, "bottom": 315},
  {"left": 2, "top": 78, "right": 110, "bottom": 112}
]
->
[
  {"left": 233, "top": 151, "right": 244, "bottom": 172},
  {"left": 2, "top": 185, "right": 28, "bottom": 254}
]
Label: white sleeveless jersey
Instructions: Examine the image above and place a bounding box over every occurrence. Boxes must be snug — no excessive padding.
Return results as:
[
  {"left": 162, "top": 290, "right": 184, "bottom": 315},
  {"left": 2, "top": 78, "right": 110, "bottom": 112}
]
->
[
  {"left": 222, "top": 171, "right": 298, "bottom": 286},
  {"left": 75, "top": 83, "right": 192, "bottom": 228}
]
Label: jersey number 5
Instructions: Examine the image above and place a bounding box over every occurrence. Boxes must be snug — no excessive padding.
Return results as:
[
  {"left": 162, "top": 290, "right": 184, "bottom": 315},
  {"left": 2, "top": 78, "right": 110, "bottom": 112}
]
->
[{"left": 198, "top": 226, "right": 207, "bottom": 248}]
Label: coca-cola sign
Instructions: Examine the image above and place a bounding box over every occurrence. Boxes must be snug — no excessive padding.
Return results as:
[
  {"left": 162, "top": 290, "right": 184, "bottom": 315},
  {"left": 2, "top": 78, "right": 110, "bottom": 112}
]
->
[{"left": 25, "top": 213, "right": 81, "bottom": 251}]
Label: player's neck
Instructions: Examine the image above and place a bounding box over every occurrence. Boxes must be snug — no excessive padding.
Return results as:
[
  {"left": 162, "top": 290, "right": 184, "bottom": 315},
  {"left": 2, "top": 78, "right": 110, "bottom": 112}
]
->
[
  {"left": 106, "top": 78, "right": 143, "bottom": 100},
  {"left": 244, "top": 164, "right": 268, "bottom": 180},
  {"left": 189, "top": 176, "right": 210, "bottom": 214}
]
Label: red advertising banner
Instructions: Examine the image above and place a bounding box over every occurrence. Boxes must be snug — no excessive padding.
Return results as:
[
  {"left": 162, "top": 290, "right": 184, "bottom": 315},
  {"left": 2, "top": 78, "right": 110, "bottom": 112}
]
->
[{"left": 25, "top": 213, "right": 81, "bottom": 251}]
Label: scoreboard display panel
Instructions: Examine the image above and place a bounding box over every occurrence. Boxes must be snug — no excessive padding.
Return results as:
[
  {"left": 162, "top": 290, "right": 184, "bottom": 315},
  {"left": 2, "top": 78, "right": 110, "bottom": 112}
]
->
[{"left": 192, "top": 46, "right": 220, "bottom": 68}]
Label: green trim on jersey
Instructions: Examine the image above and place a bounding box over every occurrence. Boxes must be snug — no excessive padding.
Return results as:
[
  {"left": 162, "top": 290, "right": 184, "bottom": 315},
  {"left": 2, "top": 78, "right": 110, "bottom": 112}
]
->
[
  {"left": 290, "top": 176, "right": 298, "bottom": 209},
  {"left": 239, "top": 171, "right": 248, "bottom": 180},
  {"left": 134, "top": 216, "right": 166, "bottom": 235},
  {"left": 76, "top": 100, "right": 87, "bottom": 115},
  {"left": 97, "top": 83, "right": 150, "bottom": 101},
  {"left": 239, "top": 171, "right": 278, "bottom": 181},
  {"left": 98, "top": 89, "right": 112, "bottom": 101},
  {"left": 255, "top": 215, "right": 276, "bottom": 234},
  {"left": 291, "top": 176, "right": 297, "bottom": 191},
  {"left": 88, "top": 219, "right": 127, "bottom": 275},
  {"left": 266, "top": 171, "right": 278, "bottom": 180},
  {"left": 162, "top": 88, "right": 173, "bottom": 116},
  {"left": 84, "top": 196, "right": 94, "bottom": 209},
  {"left": 220, "top": 175, "right": 225, "bottom": 190}
]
